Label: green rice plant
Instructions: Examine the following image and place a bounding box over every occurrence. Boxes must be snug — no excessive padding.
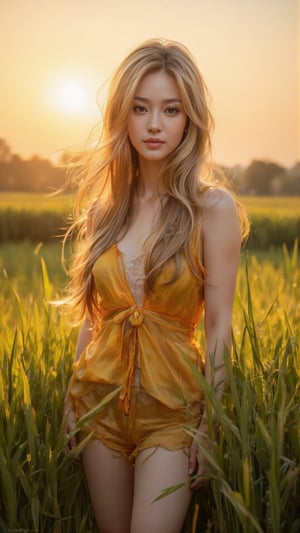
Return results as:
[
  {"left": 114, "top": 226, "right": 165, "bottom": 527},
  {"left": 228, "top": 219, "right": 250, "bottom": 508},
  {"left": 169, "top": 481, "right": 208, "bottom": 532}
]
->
[
  {"left": 0, "top": 242, "right": 67, "bottom": 302},
  {"left": 0, "top": 265, "right": 96, "bottom": 532},
  {"left": 185, "top": 245, "right": 300, "bottom": 532}
]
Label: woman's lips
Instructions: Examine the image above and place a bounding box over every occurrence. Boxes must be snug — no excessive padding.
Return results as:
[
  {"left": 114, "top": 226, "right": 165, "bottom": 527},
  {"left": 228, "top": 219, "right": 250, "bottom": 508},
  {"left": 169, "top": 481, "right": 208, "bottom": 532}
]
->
[{"left": 143, "top": 138, "right": 165, "bottom": 148}]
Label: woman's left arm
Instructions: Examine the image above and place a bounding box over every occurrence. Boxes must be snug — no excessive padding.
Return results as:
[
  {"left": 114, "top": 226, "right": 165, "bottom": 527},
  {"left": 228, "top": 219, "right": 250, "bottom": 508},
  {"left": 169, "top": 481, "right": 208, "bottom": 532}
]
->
[{"left": 189, "top": 189, "right": 241, "bottom": 489}]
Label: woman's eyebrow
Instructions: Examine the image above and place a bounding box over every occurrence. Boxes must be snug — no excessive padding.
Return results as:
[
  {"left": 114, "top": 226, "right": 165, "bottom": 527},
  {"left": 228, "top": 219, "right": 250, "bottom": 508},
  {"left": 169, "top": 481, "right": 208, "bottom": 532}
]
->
[{"left": 134, "top": 96, "right": 182, "bottom": 104}]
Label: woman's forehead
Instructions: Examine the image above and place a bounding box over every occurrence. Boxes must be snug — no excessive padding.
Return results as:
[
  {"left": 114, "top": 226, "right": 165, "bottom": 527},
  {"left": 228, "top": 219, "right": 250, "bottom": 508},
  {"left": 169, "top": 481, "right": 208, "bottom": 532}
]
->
[{"left": 134, "top": 70, "right": 181, "bottom": 100}]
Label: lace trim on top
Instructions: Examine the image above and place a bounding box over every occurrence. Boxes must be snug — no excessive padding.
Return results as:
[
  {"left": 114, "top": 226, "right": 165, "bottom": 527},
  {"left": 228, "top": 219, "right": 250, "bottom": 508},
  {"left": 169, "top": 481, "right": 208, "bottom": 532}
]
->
[{"left": 119, "top": 252, "right": 145, "bottom": 307}]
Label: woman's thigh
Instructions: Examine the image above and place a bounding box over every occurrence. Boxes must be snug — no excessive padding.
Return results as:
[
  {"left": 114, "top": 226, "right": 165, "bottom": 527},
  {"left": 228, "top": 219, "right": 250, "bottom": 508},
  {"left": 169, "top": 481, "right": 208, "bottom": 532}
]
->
[
  {"left": 131, "top": 447, "right": 192, "bottom": 533},
  {"left": 82, "top": 439, "right": 134, "bottom": 533}
]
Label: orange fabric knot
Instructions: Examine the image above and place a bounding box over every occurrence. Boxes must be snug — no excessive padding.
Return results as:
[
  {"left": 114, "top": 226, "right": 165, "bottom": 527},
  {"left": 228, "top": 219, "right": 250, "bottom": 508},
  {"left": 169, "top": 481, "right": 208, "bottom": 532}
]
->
[{"left": 128, "top": 309, "right": 144, "bottom": 326}]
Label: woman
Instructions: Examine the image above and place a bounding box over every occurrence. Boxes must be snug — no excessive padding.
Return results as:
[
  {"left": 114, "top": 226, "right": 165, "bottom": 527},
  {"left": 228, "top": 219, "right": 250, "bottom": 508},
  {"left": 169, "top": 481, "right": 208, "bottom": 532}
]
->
[{"left": 63, "top": 39, "right": 248, "bottom": 533}]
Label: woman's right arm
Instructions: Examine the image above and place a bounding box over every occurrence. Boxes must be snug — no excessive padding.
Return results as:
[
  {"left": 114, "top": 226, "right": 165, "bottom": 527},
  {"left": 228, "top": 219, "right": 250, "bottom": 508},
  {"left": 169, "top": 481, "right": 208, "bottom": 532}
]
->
[
  {"left": 74, "top": 316, "right": 94, "bottom": 362},
  {"left": 64, "top": 203, "right": 98, "bottom": 448},
  {"left": 63, "top": 316, "right": 93, "bottom": 449}
]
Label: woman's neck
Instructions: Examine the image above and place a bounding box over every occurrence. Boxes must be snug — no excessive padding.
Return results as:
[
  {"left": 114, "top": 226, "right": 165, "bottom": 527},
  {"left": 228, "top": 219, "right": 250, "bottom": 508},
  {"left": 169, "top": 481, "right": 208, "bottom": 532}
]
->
[{"left": 136, "top": 159, "right": 167, "bottom": 199}]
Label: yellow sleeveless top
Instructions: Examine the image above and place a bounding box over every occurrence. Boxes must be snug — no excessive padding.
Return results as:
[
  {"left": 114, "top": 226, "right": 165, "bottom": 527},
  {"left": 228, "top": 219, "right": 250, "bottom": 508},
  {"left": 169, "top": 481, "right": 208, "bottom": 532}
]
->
[{"left": 68, "top": 236, "right": 205, "bottom": 415}]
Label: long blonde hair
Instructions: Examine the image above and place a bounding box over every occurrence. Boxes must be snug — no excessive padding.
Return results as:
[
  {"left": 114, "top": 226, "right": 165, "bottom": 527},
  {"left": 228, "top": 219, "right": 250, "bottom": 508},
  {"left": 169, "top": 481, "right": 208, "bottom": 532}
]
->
[{"left": 63, "top": 39, "right": 248, "bottom": 322}]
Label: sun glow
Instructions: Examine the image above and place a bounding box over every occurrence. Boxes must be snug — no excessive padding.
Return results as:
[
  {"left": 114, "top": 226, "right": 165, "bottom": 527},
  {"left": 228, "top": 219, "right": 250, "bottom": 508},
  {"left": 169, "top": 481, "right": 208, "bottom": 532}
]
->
[{"left": 46, "top": 74, "right": 96, "bottom": 117}]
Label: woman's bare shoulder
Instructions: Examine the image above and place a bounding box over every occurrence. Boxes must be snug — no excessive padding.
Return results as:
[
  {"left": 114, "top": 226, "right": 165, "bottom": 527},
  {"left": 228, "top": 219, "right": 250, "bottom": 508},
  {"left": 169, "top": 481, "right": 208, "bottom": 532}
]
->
[
  {"left": 201, "top": 186, "right": 238, "bottom": 214},
  {"left": 200, "top": 187, "right": 241, "bottom": 254}
]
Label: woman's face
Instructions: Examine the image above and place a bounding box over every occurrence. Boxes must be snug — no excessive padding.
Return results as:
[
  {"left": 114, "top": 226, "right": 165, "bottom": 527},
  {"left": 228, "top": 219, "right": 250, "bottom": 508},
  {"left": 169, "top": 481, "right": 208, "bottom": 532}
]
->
[{"left": 127, "top": 70, "right": 187, "bottom": 165}]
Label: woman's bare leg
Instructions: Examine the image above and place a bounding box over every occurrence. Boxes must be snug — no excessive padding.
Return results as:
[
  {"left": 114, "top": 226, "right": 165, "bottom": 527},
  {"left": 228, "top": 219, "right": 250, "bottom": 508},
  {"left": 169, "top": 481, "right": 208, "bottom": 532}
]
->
[
  {"left": 130, "top": 447, "right": 192, "bottom": 533},
  {"left": 82, "top": 439, "right": 134, "bottom": 533}
]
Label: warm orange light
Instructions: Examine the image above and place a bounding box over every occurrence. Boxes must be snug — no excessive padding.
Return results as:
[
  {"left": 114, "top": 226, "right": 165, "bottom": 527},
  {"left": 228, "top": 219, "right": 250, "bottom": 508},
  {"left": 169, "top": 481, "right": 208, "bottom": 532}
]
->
[{"left": 46, "top": 74, "right": 95, "bottom": 117}]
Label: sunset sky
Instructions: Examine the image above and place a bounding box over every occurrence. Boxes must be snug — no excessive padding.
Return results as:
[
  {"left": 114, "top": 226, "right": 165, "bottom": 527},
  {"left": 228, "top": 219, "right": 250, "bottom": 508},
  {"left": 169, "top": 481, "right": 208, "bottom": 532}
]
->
[{"left": 1, "top": 0, "right": 298, "bottom": 168}]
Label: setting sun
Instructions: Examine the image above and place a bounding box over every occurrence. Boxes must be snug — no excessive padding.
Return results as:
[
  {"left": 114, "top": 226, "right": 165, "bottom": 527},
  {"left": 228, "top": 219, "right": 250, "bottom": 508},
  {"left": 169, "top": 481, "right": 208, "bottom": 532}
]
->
[{"left": 46, "top": 74, "right": 95, "bottom": 117}]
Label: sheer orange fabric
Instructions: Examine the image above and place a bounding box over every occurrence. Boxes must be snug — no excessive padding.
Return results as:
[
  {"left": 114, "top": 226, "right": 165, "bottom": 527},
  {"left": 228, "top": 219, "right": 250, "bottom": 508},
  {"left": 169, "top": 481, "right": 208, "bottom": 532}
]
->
[{"left": 67, "top": 236, "right": 205, "bottom": 416}]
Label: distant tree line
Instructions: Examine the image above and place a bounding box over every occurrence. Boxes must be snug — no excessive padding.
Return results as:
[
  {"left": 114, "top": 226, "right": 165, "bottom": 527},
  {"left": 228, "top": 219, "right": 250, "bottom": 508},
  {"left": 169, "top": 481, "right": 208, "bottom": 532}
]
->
[
  {"left": 0, "top": 139, "right": 66, "bottom": 193},
  {"left": 0, "top": 138, "right": 299, "bottom": 195},
  {"left": 227, "top": 160, "right": 300, "bottom": 196}
]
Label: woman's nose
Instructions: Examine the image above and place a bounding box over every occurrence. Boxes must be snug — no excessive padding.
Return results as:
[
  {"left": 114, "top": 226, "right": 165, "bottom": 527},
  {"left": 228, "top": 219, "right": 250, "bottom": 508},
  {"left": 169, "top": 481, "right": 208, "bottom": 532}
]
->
[{"left": 147, "top": 111, "right": 162, "bottom": 132}]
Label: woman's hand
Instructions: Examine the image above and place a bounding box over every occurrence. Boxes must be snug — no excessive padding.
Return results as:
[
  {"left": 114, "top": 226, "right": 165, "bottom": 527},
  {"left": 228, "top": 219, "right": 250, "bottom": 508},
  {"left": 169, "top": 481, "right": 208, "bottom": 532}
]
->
[
  {"left": 63, "top": 400, "right": 78, "bottom": 454},
  {"left": 188, "top": 425, "right": 210, "bottom": 490}
]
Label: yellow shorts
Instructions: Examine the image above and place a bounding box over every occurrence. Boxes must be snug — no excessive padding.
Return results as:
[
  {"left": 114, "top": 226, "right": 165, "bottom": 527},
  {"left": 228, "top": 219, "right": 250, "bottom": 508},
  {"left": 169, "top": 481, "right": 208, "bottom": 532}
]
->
[{"left": 72, "top": 382, "right": 202, "bottom": 462}]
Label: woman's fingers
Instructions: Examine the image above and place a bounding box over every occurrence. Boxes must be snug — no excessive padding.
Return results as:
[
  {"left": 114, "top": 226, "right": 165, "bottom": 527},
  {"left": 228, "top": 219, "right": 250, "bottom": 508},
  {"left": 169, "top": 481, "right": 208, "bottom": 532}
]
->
[
  {"left": 188, "top": 446, "right": 197, "bottom": 476},
  {"left": 190, "top": 463, "right": 206, "bottom": 489},
  {"left": 189, "top": 442, "right": 209, "bottom": 489},
  {"left": 64, "top": 409, "right": 79, "bottom": 455}
]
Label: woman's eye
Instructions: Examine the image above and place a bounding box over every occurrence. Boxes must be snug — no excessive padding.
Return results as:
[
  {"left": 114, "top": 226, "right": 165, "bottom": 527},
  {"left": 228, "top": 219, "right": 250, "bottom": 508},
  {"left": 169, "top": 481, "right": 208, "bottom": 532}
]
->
[
  {"left": 165, "top": 107, "right": 180, "bottom": 115},
  {"left": 133, "top": 105, "right": 147, "bottom": 113}
]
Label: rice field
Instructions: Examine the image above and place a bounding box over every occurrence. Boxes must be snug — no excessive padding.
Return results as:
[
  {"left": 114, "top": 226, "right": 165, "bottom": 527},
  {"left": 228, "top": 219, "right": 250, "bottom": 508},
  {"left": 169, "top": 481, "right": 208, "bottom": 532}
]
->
[
  {"left": 0, "top": 192, "right": 73, "bottom": 212},
  {"left": 241, "top": 196, "right": 300, "bottom": 218},
  {"left": 0, "top": 237, "right": 299, "bottom": 531},
  {"left": 0, "top": 192, "right": 299, "bottom": 217},
  {"left": 0, "top": 192, "right": 299, "bottom": 249}
]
